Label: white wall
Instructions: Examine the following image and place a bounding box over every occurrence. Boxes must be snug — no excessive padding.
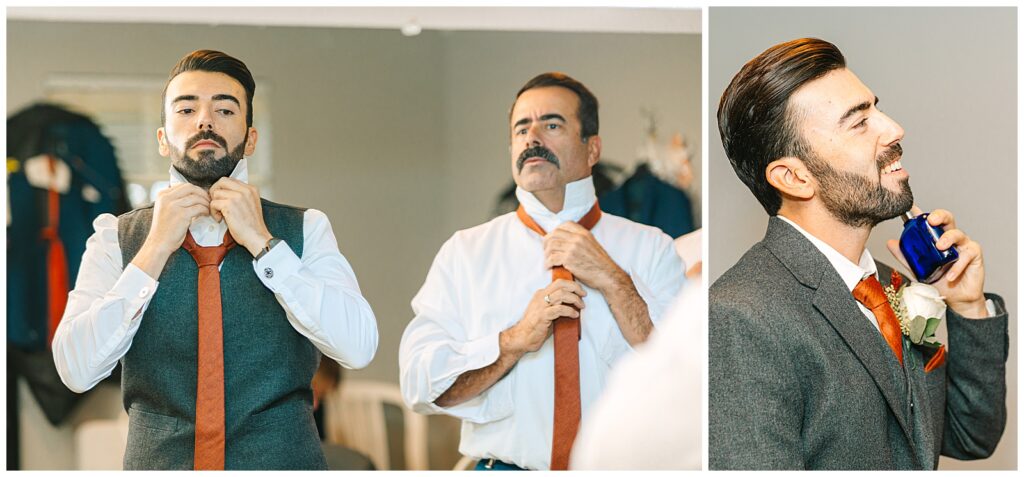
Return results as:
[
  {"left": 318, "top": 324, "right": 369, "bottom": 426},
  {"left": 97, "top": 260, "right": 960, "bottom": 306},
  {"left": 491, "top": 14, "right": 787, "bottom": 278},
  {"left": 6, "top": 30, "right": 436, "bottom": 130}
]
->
[{"left": 708, "top": 7, "right": 1016, "bottom": 470}]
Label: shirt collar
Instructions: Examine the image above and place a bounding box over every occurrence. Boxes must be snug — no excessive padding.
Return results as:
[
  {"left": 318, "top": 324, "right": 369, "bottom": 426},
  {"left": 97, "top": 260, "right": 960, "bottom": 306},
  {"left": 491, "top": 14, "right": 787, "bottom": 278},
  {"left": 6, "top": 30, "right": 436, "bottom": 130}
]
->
[
  {"left": 777, "top": 215, "right": 877, "bottom": 292},
  {"left": 515, "top": 175, "right": 597, "bottom": 232},
  {"left": 168, "top": 158, "right": 249, "bottom": 186}
]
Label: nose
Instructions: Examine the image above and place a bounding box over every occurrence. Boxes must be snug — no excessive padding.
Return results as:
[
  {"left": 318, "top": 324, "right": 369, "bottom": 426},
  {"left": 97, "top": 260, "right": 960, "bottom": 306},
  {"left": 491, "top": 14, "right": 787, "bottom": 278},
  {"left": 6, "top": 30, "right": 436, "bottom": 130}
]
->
[
  {"left": 523, "top": 123, "right": 543, "bottom": 148},
  {"left": 195, "top": 107, "right": 214, "bottom": 131},
  {"left": 878, "top": 110, "right": 904, "bottom": 147}
]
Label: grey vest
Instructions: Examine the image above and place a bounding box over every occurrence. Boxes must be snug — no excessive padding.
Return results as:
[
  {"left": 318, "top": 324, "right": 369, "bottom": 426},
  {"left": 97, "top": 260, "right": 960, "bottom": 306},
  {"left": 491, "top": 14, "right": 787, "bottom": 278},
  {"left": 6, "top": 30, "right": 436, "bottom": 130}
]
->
[{"left": 117, "top": 199, "right": 326, "bottom": 470}]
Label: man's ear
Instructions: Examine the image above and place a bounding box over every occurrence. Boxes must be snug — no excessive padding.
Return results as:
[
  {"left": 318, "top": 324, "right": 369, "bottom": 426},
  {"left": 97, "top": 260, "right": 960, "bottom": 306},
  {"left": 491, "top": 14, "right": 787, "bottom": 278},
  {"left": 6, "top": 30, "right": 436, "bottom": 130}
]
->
[
  {"left": 244, "top": 127, "right": 259, "bottom": 156},
  {"left": 766, "top": 157, "right": 815, "bottom": 200},
  {"left": 585, "top": 135, "right": 601, "bottom": 167},
  {"left": 156, "top": 127, "right": 169, "bottom": 157}
]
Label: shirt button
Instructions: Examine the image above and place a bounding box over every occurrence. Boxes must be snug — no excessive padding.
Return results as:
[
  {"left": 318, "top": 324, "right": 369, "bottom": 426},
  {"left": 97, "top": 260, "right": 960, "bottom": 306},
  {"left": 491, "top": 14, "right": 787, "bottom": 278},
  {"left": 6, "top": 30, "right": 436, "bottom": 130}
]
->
[
  {"left": 264, "top": 267, "right": 274, "bottom": 279},
  {"left": 208, "top": 225, "right": 216, "bottom": 232},
  {"left": 139, "top": 288, "right": 150, "bottom": 298}
]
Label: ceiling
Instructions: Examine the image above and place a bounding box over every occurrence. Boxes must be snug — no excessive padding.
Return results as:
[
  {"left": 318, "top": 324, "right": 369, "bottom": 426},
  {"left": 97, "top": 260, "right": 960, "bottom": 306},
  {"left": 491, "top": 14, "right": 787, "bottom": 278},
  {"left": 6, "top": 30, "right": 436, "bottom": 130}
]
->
[{"left": 7, "top": 6, "right": 701, "bottom": 35}]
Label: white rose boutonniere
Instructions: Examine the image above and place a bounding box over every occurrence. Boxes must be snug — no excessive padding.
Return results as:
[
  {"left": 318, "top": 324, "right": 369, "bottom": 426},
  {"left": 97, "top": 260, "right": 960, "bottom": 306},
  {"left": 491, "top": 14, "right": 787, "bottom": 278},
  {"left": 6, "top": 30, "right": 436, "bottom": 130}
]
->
[{"left": 884, "top": 270, "right": 946, "bottom": 348}]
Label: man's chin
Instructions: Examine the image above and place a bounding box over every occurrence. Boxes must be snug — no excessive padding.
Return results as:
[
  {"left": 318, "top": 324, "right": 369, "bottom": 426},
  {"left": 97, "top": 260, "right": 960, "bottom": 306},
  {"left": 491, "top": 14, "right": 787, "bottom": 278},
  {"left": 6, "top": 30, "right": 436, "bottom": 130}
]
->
[
  {"left": 515, "top": 169, "right": 557, "bottom": 188},
  {"left": 188, "top": 150, "right": 224, "bottom": 162}
]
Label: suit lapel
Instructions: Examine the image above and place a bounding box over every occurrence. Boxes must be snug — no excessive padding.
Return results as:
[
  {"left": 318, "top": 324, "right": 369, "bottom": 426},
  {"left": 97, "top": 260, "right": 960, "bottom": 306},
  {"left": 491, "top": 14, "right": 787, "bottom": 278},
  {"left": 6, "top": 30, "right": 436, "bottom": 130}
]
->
[{"left": 761, "top": 217, "right": 918, "bottom": 458}]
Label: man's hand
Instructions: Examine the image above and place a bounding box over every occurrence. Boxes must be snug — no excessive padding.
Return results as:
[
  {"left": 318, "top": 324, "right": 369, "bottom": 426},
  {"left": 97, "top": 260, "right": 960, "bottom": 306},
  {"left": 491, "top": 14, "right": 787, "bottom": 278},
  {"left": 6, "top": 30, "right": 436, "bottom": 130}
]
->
[
  {"left": 887, "top": 206, "right": 988, "bottom": 318},
  {"left": 131, "top": 183, "right": 211, "bottom": 279},
  {"left": 210, "top": 177, "right": 273, "bottom": 257},
  {"left": 544, "top": 221, "right": 654, "bottom": 346},
  {"left": 544, "top": 222, "right": 626, "bottom": 293},
  {"left": 504, "top": 279, "right": 586, "bottom": 354},
  {"left": 434, "top": 279, "right": 586, "bottom": 408}
]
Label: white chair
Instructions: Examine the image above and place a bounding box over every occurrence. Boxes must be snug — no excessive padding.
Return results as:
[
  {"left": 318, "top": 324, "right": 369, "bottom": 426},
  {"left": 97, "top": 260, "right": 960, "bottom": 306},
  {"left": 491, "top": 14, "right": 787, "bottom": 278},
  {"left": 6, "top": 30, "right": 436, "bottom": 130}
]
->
[
  {"left": 74, "top": 412, "right": 128, "bottom": 470},
  {"left": 323, "top": 379, "right": 428, "bottom": 470},
  {"left": 453, "top": 455, "right": 477, "bottom": 470}
]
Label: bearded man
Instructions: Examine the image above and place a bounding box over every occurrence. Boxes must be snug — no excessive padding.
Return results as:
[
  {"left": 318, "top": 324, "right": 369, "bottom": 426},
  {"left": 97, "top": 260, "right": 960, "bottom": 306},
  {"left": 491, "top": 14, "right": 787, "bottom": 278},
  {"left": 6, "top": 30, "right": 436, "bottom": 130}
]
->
[
  {"left": 52, "top": 50, "right": 379, "bottom": 470},
  {"left": 709, "top": 38, "right": 1007, "bottom": 470}
]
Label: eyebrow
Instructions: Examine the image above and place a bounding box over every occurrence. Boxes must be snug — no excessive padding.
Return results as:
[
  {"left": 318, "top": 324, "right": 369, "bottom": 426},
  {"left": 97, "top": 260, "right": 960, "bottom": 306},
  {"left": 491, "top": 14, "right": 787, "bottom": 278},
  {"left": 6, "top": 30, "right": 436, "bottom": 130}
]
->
[
  {"left": 213, "top": 94, "right": 241, "bottom": 107},
  {"left": 170, "top": 94, "right": 240, "bottom": 107},
  {"left": 838, "top": 96, "right": 879, "bottom": 126},
  {"left": 512, "top": 113, "right": 567, "bottom": 129}
]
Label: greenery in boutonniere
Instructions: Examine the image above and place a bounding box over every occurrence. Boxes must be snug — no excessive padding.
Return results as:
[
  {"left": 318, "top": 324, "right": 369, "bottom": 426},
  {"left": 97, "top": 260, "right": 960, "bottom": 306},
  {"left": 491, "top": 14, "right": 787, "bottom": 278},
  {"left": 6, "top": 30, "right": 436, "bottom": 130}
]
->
[{"left": 884, "top": 270, "right": 946, "bottom": 348}]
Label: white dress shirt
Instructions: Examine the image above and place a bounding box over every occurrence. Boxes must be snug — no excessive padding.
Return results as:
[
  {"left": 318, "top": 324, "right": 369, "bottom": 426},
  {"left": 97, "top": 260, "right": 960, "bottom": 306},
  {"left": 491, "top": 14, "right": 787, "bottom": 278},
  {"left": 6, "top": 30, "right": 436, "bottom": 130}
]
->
[
  {"left": 570, "top": 282, "right": 703, "bottom": 470},
  {"left": 52, "top": 159, "right": 379, "bottom": 393},
  {"left": 399, "top": 176, "right": 686, "bottom": 470}
]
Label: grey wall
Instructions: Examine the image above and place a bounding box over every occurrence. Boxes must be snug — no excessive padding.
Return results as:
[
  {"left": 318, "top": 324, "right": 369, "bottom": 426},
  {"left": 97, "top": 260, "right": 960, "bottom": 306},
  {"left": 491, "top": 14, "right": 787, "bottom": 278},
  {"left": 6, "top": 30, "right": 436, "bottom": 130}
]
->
[
  {"left": 8, "top": 18, "right": 699, "bottom": 469},
  {"left": 439, "top": 30, "right": 702, "bottom": 233},
  {"left": 709, "top": 7, "right": 1016, "bottom": 470}
]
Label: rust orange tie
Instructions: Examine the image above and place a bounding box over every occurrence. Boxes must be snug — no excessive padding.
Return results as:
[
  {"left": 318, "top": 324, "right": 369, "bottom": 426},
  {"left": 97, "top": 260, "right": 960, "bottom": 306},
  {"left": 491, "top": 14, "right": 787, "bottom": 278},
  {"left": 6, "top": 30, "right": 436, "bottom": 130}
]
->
[
  {"left": 183, "top": 230, "right": 236, "bottom": 470},
  {"left": 516, "top": 202, "right": 602, "bottom": 470},
  {"left": 852, "top": 275, "right": 904, "bottom": 365}
]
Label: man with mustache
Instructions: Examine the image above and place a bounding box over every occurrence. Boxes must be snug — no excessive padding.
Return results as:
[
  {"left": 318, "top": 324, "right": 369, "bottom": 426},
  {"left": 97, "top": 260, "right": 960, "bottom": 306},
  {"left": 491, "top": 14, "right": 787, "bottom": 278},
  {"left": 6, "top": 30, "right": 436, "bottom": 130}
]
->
[
  {"left": 709, "top": 38, "right": 1007, "bottom": 469},
  {"left": 399, "top": 73, "right": 686, "bottom": 470},
  {"left": 52, "top": 50, "right": 379, "bottom": 469}
]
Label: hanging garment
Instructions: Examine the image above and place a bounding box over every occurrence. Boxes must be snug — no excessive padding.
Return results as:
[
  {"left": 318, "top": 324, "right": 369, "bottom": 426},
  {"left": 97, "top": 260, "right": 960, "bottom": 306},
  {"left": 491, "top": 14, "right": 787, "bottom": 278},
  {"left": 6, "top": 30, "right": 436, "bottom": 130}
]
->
[
  {"left": 600, "top": 162, "right": 695, "bottom": 238},
  {"left": 6, "top": 103, "right": 127, "bottom": 428}
]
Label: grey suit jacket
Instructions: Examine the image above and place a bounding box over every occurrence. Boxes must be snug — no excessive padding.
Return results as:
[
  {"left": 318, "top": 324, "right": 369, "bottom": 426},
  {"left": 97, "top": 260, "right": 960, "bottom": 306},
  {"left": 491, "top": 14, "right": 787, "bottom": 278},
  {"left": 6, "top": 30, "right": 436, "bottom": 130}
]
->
[{"left": 709, "top": 217, "right": 1008, "bottom": 470}]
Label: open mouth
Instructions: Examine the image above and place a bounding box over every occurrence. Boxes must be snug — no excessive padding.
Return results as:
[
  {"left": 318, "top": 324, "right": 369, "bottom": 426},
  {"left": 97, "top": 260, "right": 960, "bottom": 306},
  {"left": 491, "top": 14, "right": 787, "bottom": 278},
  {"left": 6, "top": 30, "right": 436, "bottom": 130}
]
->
[{"left": 881, "top": 159, "right": 903, "bottom": 174}]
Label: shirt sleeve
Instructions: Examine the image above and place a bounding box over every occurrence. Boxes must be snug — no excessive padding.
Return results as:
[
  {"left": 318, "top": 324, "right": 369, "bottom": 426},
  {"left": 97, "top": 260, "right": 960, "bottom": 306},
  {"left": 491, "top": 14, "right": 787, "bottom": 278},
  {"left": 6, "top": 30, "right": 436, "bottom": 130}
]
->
[
  {"left": 637, "top": 230, "right": 688, "bottom": 327},
  {"left": 398, "top": 234, "right": 514, "bottom": 423},
  {"left": 253, "top": 208, "right": 379, "bottom": 369},
  {"left": 51, "top": 213, "right": 159, "bottom": 393},
  {"left": 601, "top": 228, "right": 688, "bottom": 365}
]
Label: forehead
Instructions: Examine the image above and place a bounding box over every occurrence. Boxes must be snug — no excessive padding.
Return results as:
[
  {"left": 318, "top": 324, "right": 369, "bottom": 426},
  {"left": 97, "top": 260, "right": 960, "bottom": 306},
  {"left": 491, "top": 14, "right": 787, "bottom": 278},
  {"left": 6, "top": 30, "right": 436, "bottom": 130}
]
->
[
  {"left": 789, "top": 68, "right": 874, "bottom": 130},
  {"left": 164, "top": 70, "right": 246, "bottom": 103},
  {"left": 510, "top": 86, "right": 580, "bottom": 123}
]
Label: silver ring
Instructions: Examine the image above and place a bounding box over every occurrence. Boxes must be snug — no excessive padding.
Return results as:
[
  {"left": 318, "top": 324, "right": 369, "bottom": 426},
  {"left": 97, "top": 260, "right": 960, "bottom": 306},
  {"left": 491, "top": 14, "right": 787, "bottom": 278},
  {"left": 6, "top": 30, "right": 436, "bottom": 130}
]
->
[{"left": 544, "top": 294, "right": 551, "bottom": 305}]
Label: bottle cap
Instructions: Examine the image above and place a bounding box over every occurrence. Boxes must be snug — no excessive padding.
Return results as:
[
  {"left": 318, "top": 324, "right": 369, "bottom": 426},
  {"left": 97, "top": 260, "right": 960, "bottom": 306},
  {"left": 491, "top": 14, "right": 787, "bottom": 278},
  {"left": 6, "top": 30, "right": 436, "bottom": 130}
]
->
[{"left": 901, "top": 211, "right": 915, "bottom": 223}]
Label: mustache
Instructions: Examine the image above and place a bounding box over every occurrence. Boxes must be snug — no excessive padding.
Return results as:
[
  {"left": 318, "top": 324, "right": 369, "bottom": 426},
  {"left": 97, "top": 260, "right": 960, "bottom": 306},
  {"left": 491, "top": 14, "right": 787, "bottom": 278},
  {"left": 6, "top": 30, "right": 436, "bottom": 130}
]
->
[
  {"left": 877, "top": 143, "right": 903, "bottom": 168},
  {"left": 516, "top": 146, "right": 560, "bottom": 171},
  {"left": 185, "top": 130, "right": 228, "bottom": 150}
]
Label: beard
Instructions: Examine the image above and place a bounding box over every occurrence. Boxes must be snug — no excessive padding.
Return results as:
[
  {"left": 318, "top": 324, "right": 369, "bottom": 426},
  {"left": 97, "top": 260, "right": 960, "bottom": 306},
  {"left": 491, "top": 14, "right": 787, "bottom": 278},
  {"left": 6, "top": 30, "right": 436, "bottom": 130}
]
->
[
  {"left": 169, "top": 130, "right": 247, "bottom": 189},
  {"left": 803, "top": 143, "right": 913, "bottom": 228}
]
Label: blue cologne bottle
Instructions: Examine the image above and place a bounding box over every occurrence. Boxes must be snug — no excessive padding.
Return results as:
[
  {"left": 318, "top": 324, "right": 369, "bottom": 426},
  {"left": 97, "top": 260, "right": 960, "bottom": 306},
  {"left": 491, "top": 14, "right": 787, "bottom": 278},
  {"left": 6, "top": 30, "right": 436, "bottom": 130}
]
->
[{"left": 899, "top": 211, "right": 959, "bottom": 283}]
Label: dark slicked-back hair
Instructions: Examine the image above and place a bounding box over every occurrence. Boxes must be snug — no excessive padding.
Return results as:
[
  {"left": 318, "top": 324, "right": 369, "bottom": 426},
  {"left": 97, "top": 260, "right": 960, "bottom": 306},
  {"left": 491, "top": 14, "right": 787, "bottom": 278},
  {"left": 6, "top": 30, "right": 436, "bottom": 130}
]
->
[
  {"left": 161, "top": 50, "right": 256, "bottom": 127},
  {"left": 718, "top": 38, "right": 846, "bottom": 215},
  {"left": 511, "top": 72, "right": 599, "bottom": 140}
]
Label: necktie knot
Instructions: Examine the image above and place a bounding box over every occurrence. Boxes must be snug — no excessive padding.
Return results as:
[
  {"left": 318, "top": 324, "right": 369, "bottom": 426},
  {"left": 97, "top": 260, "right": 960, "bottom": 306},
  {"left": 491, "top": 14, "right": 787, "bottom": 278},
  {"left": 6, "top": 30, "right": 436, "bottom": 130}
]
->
[
  {"left": 183, "top": 231, "right": 236, "bottom": 267},
  {"left": 852, "top": 275, "right": 888, "bottom": 310},
  {"left": 852, "top": 274, "right": 904, "bottom": 365}
]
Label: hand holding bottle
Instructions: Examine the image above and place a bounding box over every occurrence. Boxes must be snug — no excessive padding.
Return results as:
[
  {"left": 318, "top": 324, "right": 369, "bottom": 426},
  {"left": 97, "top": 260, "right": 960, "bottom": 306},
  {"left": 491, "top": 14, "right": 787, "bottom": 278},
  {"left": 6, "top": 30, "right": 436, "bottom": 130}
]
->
[{"left": 886, "top": 206, "right": 989, "bottom": 319}]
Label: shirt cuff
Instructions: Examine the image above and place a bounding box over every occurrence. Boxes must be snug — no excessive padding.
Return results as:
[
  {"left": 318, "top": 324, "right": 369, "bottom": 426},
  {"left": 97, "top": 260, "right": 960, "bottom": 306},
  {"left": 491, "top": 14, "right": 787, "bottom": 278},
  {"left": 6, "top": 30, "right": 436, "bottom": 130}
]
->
[
  {"left": 118, "top": 264, "right": 159, "bottom": 320},
  {"left": 457, "top": 331, "right": 502, "bottom": 372},
  {"left": 252, "top": 240, "right": 302, "bottom": 291},
  {"left": 437, "top": 332, "right": 513, "bottom": 424},
  {"left": 985, "top": 298, "right": 996, "bottom": 317}
]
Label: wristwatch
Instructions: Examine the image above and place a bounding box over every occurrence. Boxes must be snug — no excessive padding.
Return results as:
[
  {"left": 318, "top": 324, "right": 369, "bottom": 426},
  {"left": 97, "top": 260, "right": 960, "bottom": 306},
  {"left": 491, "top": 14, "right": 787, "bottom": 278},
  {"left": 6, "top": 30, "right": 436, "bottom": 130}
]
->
[{"left": 253, "top": 237, "right": 283, "bottom": 261}]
